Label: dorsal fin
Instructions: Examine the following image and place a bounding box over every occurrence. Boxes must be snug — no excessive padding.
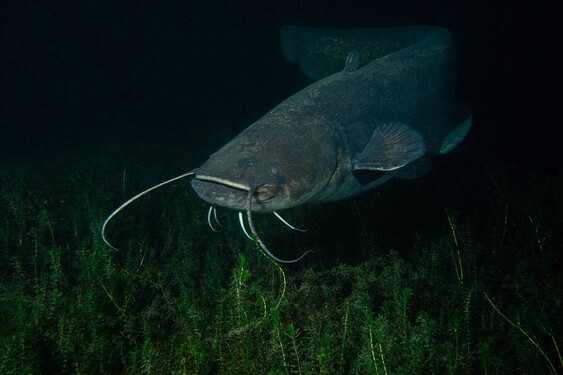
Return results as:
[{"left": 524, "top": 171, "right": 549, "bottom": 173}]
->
[
  {"left": 342, "top": 50, "right": 363, "bottom": 72},
  {"left": 280, "top": 25, "right": 440, "bottom": 81}
]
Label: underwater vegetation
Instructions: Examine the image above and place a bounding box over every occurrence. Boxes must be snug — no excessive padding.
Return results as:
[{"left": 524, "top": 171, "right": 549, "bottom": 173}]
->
[{"left": 0, "top": 167, "right": 561, "bottom": 374}]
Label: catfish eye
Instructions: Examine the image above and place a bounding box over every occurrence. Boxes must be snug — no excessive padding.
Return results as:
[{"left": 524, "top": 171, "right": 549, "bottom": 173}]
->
[{"left": 270, "top": 166, "right": 279, "bottom": 175}]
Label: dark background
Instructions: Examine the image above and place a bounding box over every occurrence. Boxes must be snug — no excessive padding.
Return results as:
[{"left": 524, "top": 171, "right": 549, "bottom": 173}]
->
[{"left": 1, "top": 0, "right": 560, "bottom": 172}]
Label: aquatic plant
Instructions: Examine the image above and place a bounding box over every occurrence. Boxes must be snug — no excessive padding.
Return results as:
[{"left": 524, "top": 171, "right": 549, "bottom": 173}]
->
[{"left": 0, "top": 167, "right": 561, "bottom": 373}]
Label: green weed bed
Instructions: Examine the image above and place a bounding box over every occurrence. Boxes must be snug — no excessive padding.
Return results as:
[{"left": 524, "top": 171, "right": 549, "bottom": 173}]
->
[{"left": 0, "top": 169, "right": 561, "bottom": 374}]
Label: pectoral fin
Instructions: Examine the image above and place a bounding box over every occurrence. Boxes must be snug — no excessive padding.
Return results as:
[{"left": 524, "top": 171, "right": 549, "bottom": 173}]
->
[{"left": 354, "top": 123, "right": 426, "bottom": 171}]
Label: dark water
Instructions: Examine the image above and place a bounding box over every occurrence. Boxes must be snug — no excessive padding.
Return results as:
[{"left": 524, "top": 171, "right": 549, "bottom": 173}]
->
[
  {"left": 2, "top": 1, "right": 560, "bottom": 174},
  {"left": 1, "top": 1, "right": 561, "bottom": 373}
]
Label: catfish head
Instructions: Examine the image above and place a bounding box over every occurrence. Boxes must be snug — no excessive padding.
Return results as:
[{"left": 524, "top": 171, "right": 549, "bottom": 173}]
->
[{"left": 191, "top": 119, "right": 339, "bottom": 213}]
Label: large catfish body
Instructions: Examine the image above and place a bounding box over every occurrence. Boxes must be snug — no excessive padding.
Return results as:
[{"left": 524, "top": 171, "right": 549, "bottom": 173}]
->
[{"left": 191, "top": 26, "right": 472, "bottom": 213}]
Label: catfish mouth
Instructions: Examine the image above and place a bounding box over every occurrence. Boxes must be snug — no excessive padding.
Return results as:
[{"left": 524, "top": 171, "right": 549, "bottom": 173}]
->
[
  {"left": 196, "top": 174, "right": 250, "bottom": 192},
  {"left": 192, "top": 175, "right": 280, "bottom": 211},
  {"left": 193, "top": 173, "right": 312, "bottom": 263}
]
